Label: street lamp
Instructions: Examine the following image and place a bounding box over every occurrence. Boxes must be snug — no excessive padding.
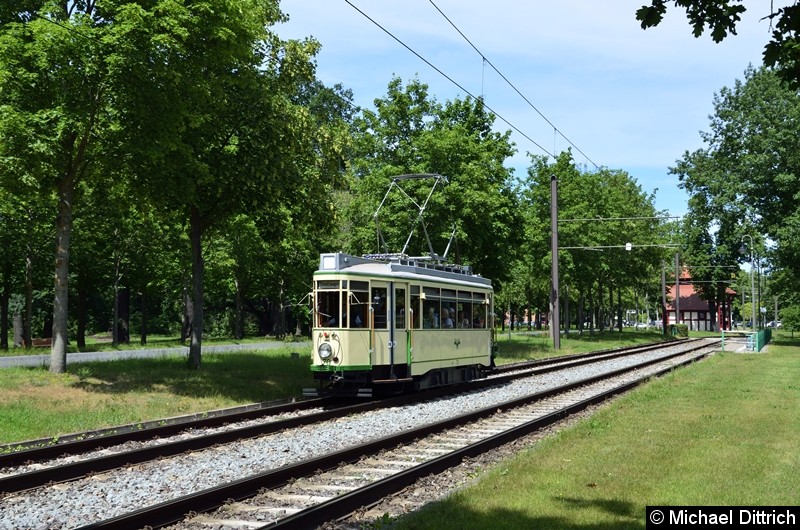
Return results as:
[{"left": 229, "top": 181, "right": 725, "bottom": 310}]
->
[{"left": 740, "top": 235, "right": 756, "bottom": 331}]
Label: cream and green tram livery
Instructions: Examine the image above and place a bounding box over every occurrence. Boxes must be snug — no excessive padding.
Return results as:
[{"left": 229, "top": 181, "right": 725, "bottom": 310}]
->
[{"left": 308, "top": 252, "right": 495, "bottom": 397}]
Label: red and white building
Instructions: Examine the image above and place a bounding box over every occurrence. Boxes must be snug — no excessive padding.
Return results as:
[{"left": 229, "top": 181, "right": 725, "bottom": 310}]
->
[{"left": 665, "top": 271, "right": 736, "bottom": 331}]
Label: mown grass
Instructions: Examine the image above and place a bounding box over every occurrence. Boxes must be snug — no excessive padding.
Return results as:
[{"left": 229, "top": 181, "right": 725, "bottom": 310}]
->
[
  {"left": 0, "top": 333, "right": 285, "bottom": 357},
  {"left": 391, "top": 333, "right": 800, "bottom": 529},
  {"left": 0, "top": 346, "right": 314, "bottom": 444},
  {"left": 0, "top": 328, "right": 675, "bottom": 444},
  {"left": 494, "top": 328, "right": 669, "bottom": 363}
]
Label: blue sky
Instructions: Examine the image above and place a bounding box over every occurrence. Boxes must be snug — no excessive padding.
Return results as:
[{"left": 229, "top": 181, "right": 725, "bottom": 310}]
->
[{"left": 276, "top": 1, "right": 774, "bottom": 216}]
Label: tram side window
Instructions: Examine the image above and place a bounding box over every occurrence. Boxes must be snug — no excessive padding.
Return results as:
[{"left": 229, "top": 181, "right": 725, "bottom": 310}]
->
[
  {"left": 411, "top": 287, "right": 422, "bottom": 329},
  {"left": 422, "top": 287, "right": 440, "bottom": 329},
  {"left": 349, "top": 281, "right": 369, "bottom": 328},
  {"left": 441, "top": 289, "right": 456, "bottom": 329},
  {"left": 395, "top": 288, "right": 406, "bottom": 329},
  {"left": 458, "top": 302, "right": 473, "bottom": 328},
  {"left": 371, "top": 287, "right": 388, "bottom": 329},
  {"left": 472, "top": 303, "right": 486, "bottom": 328},
  {"left": 440, "top": 303, "right": 456, "bottom": 328},
  {"left": 471, "top": 292, "right": 488, "bottom": 328},
  {"left": 316, "top": 289, "right": 341, "bottom": 327}
]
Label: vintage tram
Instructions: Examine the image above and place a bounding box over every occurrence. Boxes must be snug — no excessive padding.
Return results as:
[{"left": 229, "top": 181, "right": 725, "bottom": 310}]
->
[{"left": 307, "top": 252, "right": 495, "bottom": 397}]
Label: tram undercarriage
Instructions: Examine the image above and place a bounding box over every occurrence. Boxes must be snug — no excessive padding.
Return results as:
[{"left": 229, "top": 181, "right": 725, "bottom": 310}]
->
[{"left": 304, "top": 363, "right": 488, "bottom": 398}]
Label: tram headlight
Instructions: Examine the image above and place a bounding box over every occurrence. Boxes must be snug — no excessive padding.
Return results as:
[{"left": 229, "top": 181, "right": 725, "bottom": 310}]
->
[{"left": 318, "top": 342, "right": 333, "bottom": 361}]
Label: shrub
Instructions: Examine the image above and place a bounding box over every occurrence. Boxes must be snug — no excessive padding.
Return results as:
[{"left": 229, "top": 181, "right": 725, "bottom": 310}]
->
[{"left": 668, "top": 324, "right": 689, "bottom": 337}]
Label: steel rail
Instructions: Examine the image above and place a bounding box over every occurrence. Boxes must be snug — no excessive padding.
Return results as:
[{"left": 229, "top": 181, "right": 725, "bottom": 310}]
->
[
  {"left": 1, "top": 340, "right": 693, "bottom": 494},
  {"left": 75, "top": 340, "right": 715, "bottom": 530},
  {"left": 0, "top": 397, "right": 330, "bottom": 467},
  {"left": 0, "top": 339, "right": 675, "bottom": 468},
  {"left": 271, "top": 349, "right": 712, "bottom": 529},
  {"left": 491, "top": 339, "right": 696, "bottom": 377}
]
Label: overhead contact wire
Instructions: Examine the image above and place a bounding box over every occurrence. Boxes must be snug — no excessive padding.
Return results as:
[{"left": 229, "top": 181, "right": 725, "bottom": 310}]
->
[
  {"left": 343, "top": 0, "right": 555, "bottom": 159},
  {"left": 428, "top": 0, "right": 600, "bottom": 169}
]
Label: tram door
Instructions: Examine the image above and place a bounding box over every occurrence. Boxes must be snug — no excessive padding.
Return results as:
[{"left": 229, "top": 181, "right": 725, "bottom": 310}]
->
[{"left": 370, "top": 281, "right": 410, "bottom": 381}]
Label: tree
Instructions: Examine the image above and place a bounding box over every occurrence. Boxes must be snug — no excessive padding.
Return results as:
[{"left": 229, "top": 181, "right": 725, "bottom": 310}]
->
[
  {"left": 0, "top": 3, "right": 112, "bottom": 371},
  {"left": 636, "top": 1, "right": 800, "bottom": 87},
  {"left": 520, "top": 151, "right": 669, "bottom": 334},
  {"left": 110, "top": 0, "right": 321, "bottom": 368},
  {"left": 345, "top": 77, "right": 520, "bottom": 283},
  {"left": 0, "top": 190, "right": 26, "bottom": 349},
  {"left": 780, "top": 305, "right": 800, "bottom": 337},
  {"left": 670, "top": 66, "right": 800, "bottom": 303}
]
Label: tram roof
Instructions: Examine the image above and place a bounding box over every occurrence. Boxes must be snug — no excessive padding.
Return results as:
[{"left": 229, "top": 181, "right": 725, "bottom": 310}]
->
[{"left": 316, "top": 253, "right": 492, "bottom": 288}]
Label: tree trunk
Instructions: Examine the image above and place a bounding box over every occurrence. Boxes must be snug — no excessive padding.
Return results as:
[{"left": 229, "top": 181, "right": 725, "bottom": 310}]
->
[
  {"left": 24, "top": 241, "right": 33, "bottom": 349},
  {"left": 188, "top": 206, "right": 204, "bottom": 369},
  {"left": 181, "top": 278, "right": 193, "bottom": 343},
  {"left": 140, "top": 288, "right": 148, "bottom": 345},
  {"left": 112, "top": 276, "right": 119, "bottom": 347},
  {"left": 0, "top": 280, "right": 8, "bottom": 350},
  {"left": 597, "top": 280, "right": 605, "bottom": 333},
  {"left": 118, "top": 287, "right": 130, "bottom": 344},
  {"left": 234, "top": 278, "right": 244, "bottom": 340},
  {"left": 526, "top": 301, "right": 532, "bottom": 331},
  {"left": 51, "top": 180, "right": 73, "bottom": 373}
]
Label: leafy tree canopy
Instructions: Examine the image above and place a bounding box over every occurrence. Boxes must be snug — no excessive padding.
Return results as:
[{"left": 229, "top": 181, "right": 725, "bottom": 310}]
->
[
  {"left": 636, "top": 1, "right": 800, "bottom": 87},
  {"left": 345, "top": 77, "right": 520, "bottom": 283},
  {"left": 671, "top": 66, "right": 800, "bottom": 301}
]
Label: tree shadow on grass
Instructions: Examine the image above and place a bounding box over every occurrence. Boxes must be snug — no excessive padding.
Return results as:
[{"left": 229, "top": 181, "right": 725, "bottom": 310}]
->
[
  {"left": 556, "top": 496, "right": 643, "bottom": 525},
  {"left": 65, "top": 350, "right": 315, "bottom": 403},
  {"left": 394, "top": 497, "right": 645, "bottom": 530}
]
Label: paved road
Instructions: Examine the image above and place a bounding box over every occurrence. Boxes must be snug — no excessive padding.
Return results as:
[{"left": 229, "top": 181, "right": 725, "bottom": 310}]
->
[{"left": 0, "top": 342, "right": 302, "bottom": 369}]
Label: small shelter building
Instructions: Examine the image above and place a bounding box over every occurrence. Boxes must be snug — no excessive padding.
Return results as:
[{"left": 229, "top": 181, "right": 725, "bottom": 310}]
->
[{"left": 665, "top": 270, "right": 736, "bottom": 331}]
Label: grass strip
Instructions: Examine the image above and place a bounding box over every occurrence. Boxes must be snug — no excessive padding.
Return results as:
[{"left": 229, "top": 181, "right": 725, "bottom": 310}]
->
[
  {"left": 392, "top": 335, "right": 800, "bottom": 529},
  {"left": 0, "top": 347, "right": 314, "bottom": 445}
]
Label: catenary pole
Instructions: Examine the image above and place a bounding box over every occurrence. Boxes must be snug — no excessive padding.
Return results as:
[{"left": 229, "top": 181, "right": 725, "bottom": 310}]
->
[{"left": 550, "top": 174, "right": 560, "bottom": 349}]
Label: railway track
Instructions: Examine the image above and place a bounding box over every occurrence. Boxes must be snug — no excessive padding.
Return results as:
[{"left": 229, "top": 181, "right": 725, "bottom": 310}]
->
[
  {"left": 0, "top": 338, "right": 718, "bottom": 529},
  {"left": 0, "top": 338, "right": 686, "bottom": 473}
]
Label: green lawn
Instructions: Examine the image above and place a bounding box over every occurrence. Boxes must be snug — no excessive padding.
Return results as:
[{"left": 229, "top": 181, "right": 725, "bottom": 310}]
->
[
  {"left": 0, "top": 329, "right": 676, "bottom": 445},
  {"left": 0, "top": 333, "right": 283, "bottom": 357},
  {"left": 0, "top": 345, "right": 314, "bottom": 445},
  {"left": 392, "top": 333, "right": 800, "bottom": 529},
  {"left": 494, "top": 328, "right": 670, "bottom": 363}
]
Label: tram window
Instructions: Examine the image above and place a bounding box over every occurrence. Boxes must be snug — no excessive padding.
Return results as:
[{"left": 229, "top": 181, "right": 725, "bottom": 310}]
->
[
  {"left": 441, "top": 290, "right": 457, "bottom": 329},
  {"left": 422, "top": 287, "right": 439, "bottom": 329},
  {"left": 317, "top": 290, "right": 340, "bottom": 327},
  {"left": 411, "top": 293, "right": 422, "bottom": 329},
  {"left": 395, "top": 288, "right": 406, "bottom": 329},
  {"left": 371, "top": 287, "right": 388, "bottom": 329},
  {"left": 458, "top": 302, "right": 473, "bottom": 328},
  {"left": 441, "top": 299, "right": 456, "bottom": 329},
  {"left": 411, "top": 286, "right": 422, "bottom": 329},
  {"left": 473, "top": 303, "right": 487, "bottom": 328},
  {"left": 423, "top": 297, "right": 439, "bottom": 329},
  {"left": 423, "top": 286, "right": 440, "bottom": 298},
  {"left": 349, "top": 284, "right": 368, "bottom": 328}
]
